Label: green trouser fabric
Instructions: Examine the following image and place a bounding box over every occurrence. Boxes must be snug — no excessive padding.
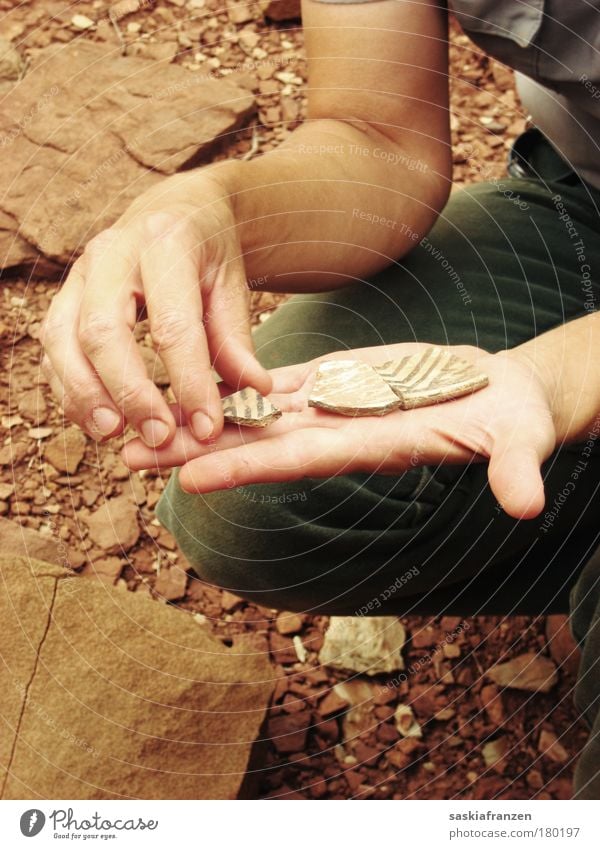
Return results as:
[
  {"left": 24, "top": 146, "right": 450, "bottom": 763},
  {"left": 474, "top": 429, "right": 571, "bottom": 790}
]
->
[{"left": 157, "top": 136, "right": 600, "bottom": 796}]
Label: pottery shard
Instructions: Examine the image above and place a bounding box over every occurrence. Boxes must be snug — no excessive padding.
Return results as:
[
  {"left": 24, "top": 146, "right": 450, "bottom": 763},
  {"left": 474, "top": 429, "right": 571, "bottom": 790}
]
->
[
  {"left": 308, "top": 360, "right": 401, "bottom": 417},
  {"left": 319, "top": 616, "right": 405, "bottom": 675},
  {"left": 83, "top": 495, "right": 140, "bottom": 553},
  {"left": 0, "top": 555, "right": 274, "bottom": 799},
  {"left": 222, "top": 387, "right": 282, "bottom": 427},
  {"left": 0, "top": 41, "right": 255, "bottom": 272},
  {"left": 374, "top": 347, "right": 488, "bottom": 409},
  {"left": 44, "top": 426, "right": 87, "bottom": 473},
  {"left": 259, "top": 0, "right": 301, "bottom": 21},
  {"left": 486, "top": 652, "right": 558, "bottom": 693}
]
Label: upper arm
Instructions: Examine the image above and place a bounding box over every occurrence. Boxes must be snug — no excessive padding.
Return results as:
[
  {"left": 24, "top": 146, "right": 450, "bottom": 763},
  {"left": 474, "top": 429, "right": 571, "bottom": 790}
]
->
[{"left": 302, "top": 0, "right": 450, "bottom": 164}]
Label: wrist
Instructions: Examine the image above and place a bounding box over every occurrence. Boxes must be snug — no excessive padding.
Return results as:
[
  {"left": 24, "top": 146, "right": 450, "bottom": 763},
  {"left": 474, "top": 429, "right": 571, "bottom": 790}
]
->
[{"left": 500, "top": 344, "right": 564, "bottom": 442}]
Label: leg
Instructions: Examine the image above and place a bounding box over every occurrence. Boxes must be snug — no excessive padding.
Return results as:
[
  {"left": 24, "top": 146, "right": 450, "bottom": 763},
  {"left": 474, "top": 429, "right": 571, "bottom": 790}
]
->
[
  {"left": 570, "top": 547, "right": 600, "bottom": 799},
  {"left": 158, "top": 171, "right": 600, "bottom": 615}
]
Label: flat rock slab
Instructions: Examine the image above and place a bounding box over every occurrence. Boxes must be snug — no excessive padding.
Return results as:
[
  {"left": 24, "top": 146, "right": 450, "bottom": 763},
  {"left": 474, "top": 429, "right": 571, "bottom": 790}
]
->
[
  {"left": 0, "top": 555, "right": 274, "bottom": 799},
  {"left": 222, "top": 387, "right": 282, "bottom": 427},
  {"left": 375, "top": 347, "right": 489, "bottom": 409},
  {"left": 308, "top": 360, "right": 401, "bottom": 417},
  {"left": 0, "top": 515, "right": 85, "bottom": 569},
  {"left": 0, "top": 41, "right": 255, "bottom": 272}
]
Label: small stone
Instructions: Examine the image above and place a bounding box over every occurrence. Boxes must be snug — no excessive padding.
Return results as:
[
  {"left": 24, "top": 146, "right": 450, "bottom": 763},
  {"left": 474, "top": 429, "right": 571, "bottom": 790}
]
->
[
  {"left": 292, "top": 635, "right": 307, "bottom": 663},
  {"left": 81, "top": 489, "right": 99, "bottom": 508},
  {"left": 486, "top": 653, "right": 558, "bottom": 693},
  {"left": 154, "top": 564, "right": 188, "bottom": 601},
  {"left": 482, "top": 737, "right": 509, "bottom": 770},
  {"left": 83, "top": 495, "right": 140, "bottom": 553},
  {"left": 44, "top": 426, "right": 87, "bottom": 474},
  {"left": 71, "top": 14, "right": 96, "bottom": 30},
  {"left": 276, "top": 611, "right": 304, "bottom": 635},
  {"left": 18, "top": 387, "right": 47, "bottom": 424},
  {"left": 221, "top": 590, "right": 244, "bottom": 612},
  {"left": 319, "top": 689, "right": 350, "bottom": 718},
  {"left": 259, "top": 0, "right": 301, "bottom": 22},
  {"left": 479, "top": 684, "right": 505, "bottom": 726},
  {"left": 433, "top": 707, "right": 455, "bottom": 721},
  {"left": 83, "top": 557, "right": 124, "bottom": 585},
  {"left": 443, "top": 642, "right": 461, "bottom": 659},
  {"left": 308, "top": 360, "right": 401, "bottom": 417},
  {"left": 267, "top": 711, "right": 310, "bottom": 754},
  {"left": 545, "top": 614, "right": 580, "bottom": 678},
  {"left": 411, "top": 624, "right": 438, "bottom": 649},
  {"left": 0, "top": 38, "right": 24, "bottom": 81},
  {"left": 386, "top": 737, "right": 422, "bottom": 769},
  {"left": 538, "top": 729, "right": 569, "bottom": 764},
  {"left": 0, "top": 482, "right": 14, "bottom": 500},
  {"left": 227, "top": 0, "right": 258, "bottom": 24},
  {"left": 319, "top": 617, "right": 405, "bottom": 675},
  {"left": 222, "top": 387, "right": 282, "bottom": 427},
  {"left": 394, "top": 704, "right": 422, "bottom": 738},
  {"left": 28, "top": 427, "right": 53, "bottom": 440}
]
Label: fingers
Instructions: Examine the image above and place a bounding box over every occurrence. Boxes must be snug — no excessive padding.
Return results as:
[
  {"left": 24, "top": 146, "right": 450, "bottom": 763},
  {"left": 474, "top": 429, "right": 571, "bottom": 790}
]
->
[
  {"left": 177, "top": 427, "right": 376, "bottom": 493},
  {"left": 204, "top": 253, "right": 272, "bottom": 396},
  {"left": 41, "top": 262, "right": 124, "bottom": 441},
  {"left": 141, "top": 212, "right": 225, "bottom": 442},
  {"left": 487, "top": 422, "right": 554, "bottom": 519},
  {"left": 78, "top": 230, "right": 175, "bottom": 447}
]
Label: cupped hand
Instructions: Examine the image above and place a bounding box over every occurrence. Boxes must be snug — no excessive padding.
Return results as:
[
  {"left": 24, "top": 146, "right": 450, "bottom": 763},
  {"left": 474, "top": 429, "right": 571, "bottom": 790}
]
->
[
  {"left": 122, "top": 342, "right": 558, "bottom": 520},
  {"left": 41, "top": 169, "right": 271, "bottom": 448}
]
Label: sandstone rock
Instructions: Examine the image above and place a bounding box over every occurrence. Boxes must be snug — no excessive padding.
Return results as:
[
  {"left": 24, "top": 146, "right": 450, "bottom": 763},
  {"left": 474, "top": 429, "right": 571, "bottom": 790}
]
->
[
  {"left": 275, "top": 611, "right": 304, "bottom": 635},
  {"left": 0, "top": 38, "right": 23, "bottom": 82},
  {"left": 44, "top": 426, "right": 87, "bottom": 474},
  {"left": 394, "top": 704, "right": 422, "bottom": 739},
  {"left": 82, "top": 556, "right": 124, "bottom": 584},
  {"left": 227, "top": 0, "right": 260, "bottom": 24},
  {"left": 545, "top": 614, "right": 581, "bottom": 679},
  {"left": 83, "top": 495, "right": 140, "bottom": 553},
  {"left": 482, "top": 736, "right": 509, "bottom": 770},
  {"left": 479, "top": 683, "right": 505, "bottom": 726},
  {"left": 319, "top": 616, "right": 405, "bottom": 675},
  {"left": 17, "top": 386, "right": 47, "bottom": 424},
  {"left": 154, "top": 564, "right": 188, "bottom": 601},
  {"left": 486, "top": 653, "right": 558, "bottom": 694},
  {"left": 538, "top": 729, "right": 569, "bottom": 764},
  {"left": 259, "top": 0, "right": 301, "bottom": 21},
  {"left": 0, "top": 42, "right": 255, "bottom": 272},
  {"left": 0, "top": 555, "right": 274, "bottom": 799},
  {"left": 0, "top": 516, "right": 85, "bottom": 569}
]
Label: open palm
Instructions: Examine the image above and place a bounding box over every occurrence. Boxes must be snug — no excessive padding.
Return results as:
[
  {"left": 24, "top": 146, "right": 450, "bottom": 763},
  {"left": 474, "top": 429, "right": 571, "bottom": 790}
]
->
[{"left": 122, "top": 343, "right": 557, "bottom": 520}]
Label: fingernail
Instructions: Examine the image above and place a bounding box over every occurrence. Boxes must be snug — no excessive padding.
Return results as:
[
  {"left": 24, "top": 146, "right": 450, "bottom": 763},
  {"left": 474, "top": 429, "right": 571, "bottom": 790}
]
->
[
  {"left": 91, "top": 406, "right": 121, "bottom": 437},
  {"left": 140, "top": 418, "right": 170, "bottom": 448},
  {"left": 191, "top": 411, "right": 213, "bottom": 441}
]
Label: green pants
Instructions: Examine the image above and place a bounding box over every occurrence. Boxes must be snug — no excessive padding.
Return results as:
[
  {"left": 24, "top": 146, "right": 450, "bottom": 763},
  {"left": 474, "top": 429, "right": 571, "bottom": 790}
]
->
[{"left": 158, "top": 134, "right": 600, "bottom": 797}]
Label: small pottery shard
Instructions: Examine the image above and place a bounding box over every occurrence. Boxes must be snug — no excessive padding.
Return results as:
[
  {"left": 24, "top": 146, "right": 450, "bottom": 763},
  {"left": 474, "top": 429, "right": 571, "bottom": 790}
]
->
[
  {"left": 221, "top": 387, "right": 282, "bottom": 428},
  {"left": 308, "top": 360, "right": 402, "bottom": 417},
  {"left": 375, "top": 347, "right": 488, "bottom": 409}
]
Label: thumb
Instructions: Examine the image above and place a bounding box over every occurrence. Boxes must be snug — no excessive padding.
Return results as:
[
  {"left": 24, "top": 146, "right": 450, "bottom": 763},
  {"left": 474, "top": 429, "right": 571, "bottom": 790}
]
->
[
  {"left": 487, "top": 427, "right": 553, "bottom": 519},
  {"left": 204, "top": 254, "right": 272, "bottom": 396}
]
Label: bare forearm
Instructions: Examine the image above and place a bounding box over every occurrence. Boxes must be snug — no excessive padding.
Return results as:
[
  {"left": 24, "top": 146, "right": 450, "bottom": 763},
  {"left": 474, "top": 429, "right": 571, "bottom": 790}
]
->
[
  {"left": 510, "top": 311, "right": 600, "bottom": 444},
  {"left": 213, "top": 117, "right": 450, "bottom": 292}
]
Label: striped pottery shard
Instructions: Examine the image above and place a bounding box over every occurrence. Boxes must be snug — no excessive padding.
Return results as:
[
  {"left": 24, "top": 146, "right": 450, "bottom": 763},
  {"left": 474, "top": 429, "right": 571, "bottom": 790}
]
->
[
  {"left": 308, "top": 360, "right": 402, "bottom": 417},
  {"left": 222, "top": 387, "right": 282, "bottom": 427},
  {"left": 375, "top": 347, "right": 488, "bottom": 409}
]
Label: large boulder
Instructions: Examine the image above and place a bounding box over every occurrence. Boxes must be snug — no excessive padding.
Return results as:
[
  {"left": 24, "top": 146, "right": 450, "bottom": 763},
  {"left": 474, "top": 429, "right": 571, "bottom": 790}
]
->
[
  {"left": 0, "top": 41, "right": 255, "bottom": 273},
  {"left": 0, "top": 555, "right": 274, "bottom": 799}
]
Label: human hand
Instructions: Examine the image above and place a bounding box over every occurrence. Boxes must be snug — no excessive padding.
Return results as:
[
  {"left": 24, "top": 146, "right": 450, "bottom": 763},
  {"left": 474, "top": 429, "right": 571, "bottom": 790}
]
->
[
  {"left": 41, "top": 169, "right": 271, "bottom": 448},
  {"left": 122, "top": 342, "right": 558, "bottom": 519}
]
